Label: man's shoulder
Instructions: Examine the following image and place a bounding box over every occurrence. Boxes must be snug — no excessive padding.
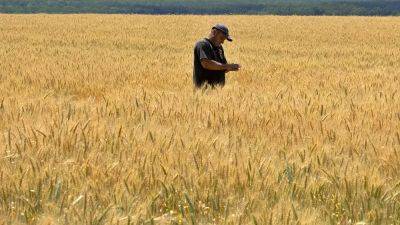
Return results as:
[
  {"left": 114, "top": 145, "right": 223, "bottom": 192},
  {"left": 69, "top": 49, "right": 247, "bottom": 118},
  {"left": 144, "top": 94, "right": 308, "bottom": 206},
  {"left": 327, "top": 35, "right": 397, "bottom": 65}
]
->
[{"left": 195, "top": 38, "right": 210, "bottom": 48}]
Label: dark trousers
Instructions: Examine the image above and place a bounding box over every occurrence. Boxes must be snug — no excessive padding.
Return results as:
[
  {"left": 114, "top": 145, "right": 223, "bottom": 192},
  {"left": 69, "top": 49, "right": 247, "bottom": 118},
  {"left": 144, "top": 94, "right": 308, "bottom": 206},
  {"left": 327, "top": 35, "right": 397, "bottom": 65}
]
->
[{"left": 193, "top": 75, "right": 225, "bottom": 88}]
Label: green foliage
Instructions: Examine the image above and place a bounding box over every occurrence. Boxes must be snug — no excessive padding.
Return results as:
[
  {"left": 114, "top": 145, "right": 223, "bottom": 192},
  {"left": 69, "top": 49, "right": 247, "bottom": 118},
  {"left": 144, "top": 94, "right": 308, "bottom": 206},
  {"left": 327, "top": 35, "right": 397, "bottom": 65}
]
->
[{"left": 0, "top": 0, "right": 400, "bottom": 15}]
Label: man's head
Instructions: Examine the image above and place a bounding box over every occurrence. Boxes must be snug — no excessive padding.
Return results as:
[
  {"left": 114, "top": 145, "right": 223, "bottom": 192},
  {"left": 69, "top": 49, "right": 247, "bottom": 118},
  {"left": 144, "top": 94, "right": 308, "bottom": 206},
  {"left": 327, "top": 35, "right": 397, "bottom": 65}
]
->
[{"left": 210, "top": 24, "right": 233, "bottom": 46}]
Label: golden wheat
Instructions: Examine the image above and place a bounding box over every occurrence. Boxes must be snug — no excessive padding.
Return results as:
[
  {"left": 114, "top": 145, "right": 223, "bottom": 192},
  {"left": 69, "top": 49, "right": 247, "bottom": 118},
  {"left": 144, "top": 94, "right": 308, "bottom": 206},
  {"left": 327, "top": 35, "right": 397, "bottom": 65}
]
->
[{"left": 0, "top": 14, "right": 400, "bottom": 225}]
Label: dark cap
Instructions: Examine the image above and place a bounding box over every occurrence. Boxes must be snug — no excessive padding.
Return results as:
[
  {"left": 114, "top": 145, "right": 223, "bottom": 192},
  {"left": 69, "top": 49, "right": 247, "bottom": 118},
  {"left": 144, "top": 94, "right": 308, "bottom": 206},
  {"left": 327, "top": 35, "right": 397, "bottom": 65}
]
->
[{"left": 212, "top": 24, "right": 233, "bottom": 42}]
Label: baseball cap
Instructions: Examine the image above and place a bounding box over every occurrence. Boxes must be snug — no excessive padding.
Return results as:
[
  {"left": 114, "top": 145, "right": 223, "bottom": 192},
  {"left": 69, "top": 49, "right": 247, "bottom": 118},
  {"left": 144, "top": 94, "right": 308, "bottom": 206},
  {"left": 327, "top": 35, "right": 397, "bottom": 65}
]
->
[{"left": 212, "top": 24, "right": 233, "bottom": 42}]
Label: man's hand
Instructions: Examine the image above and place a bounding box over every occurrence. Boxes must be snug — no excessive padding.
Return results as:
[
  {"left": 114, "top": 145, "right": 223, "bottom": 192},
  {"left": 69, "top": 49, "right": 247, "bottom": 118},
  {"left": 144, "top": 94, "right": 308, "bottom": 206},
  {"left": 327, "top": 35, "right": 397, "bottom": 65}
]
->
[{"left": 225, "top": 63, "right": 241, "bottom": 72}]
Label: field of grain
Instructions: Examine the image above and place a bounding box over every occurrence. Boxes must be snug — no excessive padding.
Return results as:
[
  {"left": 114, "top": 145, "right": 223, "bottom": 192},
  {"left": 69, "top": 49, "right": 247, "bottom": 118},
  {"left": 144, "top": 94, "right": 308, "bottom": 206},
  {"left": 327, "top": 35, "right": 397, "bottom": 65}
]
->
[{"left": 0, "top": 14, "right": 400, "bottom": 225}]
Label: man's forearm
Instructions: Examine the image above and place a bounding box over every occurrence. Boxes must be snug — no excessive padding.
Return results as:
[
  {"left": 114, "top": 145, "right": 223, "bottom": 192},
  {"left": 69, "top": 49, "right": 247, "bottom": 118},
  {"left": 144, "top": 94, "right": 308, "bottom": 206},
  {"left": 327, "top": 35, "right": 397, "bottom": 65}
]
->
[{"left": 200, "top": 59, "right": 227, "bottom": 71}]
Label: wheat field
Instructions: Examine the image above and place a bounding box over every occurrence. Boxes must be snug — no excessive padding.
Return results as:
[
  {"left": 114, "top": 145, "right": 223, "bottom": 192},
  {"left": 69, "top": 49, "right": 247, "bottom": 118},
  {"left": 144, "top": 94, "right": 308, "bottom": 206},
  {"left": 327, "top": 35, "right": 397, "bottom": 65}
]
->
[{"left": 0, "top": 14, "right": 400, "bottom": 225}]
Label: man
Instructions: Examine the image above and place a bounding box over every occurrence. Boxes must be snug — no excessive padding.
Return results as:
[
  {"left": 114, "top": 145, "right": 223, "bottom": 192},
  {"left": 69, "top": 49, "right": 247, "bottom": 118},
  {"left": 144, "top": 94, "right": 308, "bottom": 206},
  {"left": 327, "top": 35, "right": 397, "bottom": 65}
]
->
[{"left": 193, "top": 24, "right": 241, "bottom": 88}]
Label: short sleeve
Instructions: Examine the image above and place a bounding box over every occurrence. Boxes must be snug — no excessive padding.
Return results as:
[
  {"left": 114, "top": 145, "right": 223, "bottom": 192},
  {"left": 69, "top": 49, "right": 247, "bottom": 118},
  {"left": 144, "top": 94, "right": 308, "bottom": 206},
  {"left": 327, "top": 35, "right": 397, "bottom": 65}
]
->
[{"left": 196, "top": 41, "right": 213, "bottom": 60}]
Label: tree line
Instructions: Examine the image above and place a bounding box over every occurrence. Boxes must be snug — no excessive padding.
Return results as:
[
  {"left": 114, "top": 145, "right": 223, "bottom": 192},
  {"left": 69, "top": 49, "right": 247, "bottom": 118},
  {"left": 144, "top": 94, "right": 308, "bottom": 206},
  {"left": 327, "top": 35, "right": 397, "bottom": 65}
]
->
[{"left": 1, "top": 1, "right": 400, "bottom": 15}]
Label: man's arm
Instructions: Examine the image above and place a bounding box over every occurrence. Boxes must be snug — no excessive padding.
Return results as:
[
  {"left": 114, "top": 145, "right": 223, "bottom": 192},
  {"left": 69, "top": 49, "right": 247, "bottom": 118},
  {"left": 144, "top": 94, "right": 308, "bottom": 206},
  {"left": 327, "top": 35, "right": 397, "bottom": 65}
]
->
[
  {"left": 201, "top": 59, "right": 241, "bottom": 72},
  {"left": 200, "top": 59, "right": 227, "bottom": 71}
]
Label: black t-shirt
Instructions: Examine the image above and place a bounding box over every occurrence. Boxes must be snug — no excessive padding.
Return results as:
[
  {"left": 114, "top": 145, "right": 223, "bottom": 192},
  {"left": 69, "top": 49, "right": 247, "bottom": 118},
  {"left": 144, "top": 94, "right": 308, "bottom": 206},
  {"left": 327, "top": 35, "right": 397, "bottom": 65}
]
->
[{"left": 193, "top": 38, "right": 227, "bottom": 88}]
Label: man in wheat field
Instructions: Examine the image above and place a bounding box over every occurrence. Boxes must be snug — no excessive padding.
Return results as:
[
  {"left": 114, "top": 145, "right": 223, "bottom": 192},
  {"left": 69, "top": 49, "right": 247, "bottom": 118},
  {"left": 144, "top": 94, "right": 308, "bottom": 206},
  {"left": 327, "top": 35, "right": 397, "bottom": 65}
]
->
[{"left": 193, "top": 24, "right": 241, "bottom": 88}]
